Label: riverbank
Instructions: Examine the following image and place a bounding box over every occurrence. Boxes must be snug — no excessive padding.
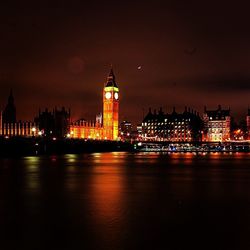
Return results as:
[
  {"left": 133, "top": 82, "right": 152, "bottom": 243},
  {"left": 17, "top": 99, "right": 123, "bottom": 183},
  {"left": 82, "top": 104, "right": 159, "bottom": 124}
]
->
[
  {"left": 1, "top": 137, "right": 250, "bottom": 157},
  {"left": 0, "top": 137, "right": 134, "bottom": 157}
]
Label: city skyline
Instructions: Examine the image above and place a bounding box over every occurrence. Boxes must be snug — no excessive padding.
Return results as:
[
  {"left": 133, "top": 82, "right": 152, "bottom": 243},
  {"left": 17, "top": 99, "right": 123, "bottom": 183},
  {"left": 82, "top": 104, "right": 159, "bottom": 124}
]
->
[
  {"left": 1, "top": 1, "right": 250, "bottom": 124},
  {"left": 1, "top": 83, "right": 250, "bottom": 126},
  {"left": 2, "top": 2, "right": 250, "bottom": 250}
]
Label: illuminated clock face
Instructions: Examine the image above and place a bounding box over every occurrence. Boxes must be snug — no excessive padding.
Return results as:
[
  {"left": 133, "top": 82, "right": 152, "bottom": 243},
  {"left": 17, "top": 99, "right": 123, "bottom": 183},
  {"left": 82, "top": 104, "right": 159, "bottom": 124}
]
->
[
  {"left": 114, "top": 92, "right": 119, "bottom": 100},
  {"left": 105, "top": 92, "right": 112, "bottom": 99}
]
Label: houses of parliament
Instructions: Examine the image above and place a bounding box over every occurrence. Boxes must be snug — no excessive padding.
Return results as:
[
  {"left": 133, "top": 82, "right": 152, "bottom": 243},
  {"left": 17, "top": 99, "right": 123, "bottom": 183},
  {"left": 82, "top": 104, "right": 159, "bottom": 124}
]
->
[
  {"left": 0, "top": 68, "right": 120, "bottom": 141},
  {"left": 70, "top": 68, "right": 119, "bottom": 140}
]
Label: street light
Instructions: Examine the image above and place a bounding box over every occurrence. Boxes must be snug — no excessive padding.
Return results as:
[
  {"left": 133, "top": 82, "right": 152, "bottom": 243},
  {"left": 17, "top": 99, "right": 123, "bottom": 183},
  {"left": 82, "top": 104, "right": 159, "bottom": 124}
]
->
[{"left": 32, "top": 127, "right": 36, "bottom": 137}]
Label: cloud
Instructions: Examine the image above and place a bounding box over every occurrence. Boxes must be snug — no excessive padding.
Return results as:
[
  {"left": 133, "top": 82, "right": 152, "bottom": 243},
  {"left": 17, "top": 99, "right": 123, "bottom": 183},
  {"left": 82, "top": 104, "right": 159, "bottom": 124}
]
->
[
  {"left": 148, "top": 74, "right": 250, "bottom": 94},
  {"left": 185, "top": 76, "right": 250, "bottom": 93}
]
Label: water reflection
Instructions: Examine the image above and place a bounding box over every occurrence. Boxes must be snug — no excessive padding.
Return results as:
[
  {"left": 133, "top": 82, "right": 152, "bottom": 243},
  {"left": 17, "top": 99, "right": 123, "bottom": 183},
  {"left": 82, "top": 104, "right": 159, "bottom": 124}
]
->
[
  {"left": 0, "top": 152, "right": 250, "bottom": 249},
  {"left": 64, "top": 154, "right": 78, "bottom": 163},
  {"left": 23, "top": 156, "right": 40, "bottom": 191},
  {"left": 87, "top": 153, "right": 127, "bottom": 248}
]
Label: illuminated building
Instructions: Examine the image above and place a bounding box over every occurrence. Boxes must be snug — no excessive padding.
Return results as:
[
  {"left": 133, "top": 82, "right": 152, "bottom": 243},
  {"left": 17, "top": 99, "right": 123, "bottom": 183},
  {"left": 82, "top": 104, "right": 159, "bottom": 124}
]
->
[
  {"left": 232, "top": 128, "right": 244, "bottom": 141},
  {"left": 96, "top": 113, "right": 102, "bottom": 125},
  {"left": 103, "top": 68, "right": 119, "bottom": 140},
  {"left": 202, "top": 105, "right": 231, "bottom": 142},
  {"left": 120, "top": 120, "right": 132, "bottom": 139},
  {"left": 0, "top": 120, "right": 38, "bottom": 137},
  {"left": 70, "top": 68, "right": 119, "bottom": 140},
  {"left": 0, "top": 90, "right": 38, "bottom": 137},
  {"left": 136, "top": 124, "right": 143, "bottom": 137},
  {"left": 141, "top": 107, "right": 202, "bottom": 141},
  {"left": 246, "top": 109, "right": 250, "bottom": 140}
]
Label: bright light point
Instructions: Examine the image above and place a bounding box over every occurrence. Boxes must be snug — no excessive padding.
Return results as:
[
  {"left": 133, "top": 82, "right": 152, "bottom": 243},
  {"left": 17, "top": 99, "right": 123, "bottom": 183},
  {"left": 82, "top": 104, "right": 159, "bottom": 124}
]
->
[
  {"left": 38, "top": 131, "right": 42, "bottom": 136},
  {"left": 105, "top": 92, "right": 111, "bottom": 99},
  {"left": 32, "top": 127, "right": 36, "bottom": 132},
  {"left": 66, "top": 133, "right": 70, "bottom": 138},
  {"left": 52, "top": 137, "right": 56, "bottom": 141},
  {"left": 138, "top": 66, "right": 142, "bottom": 70}
]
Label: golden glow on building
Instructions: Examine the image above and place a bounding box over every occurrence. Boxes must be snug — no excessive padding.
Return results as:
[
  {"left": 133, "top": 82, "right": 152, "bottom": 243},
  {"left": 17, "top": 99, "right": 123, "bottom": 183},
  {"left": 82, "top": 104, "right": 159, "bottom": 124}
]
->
[
  {"left": 70, "top": 68, "right": 119, "bottom": 141},
  {"left": 202, "top": 105, "right": 231, "bottom": 142},
  {"left": 103, "top": 85, "right": 119, "bottom": 140}
]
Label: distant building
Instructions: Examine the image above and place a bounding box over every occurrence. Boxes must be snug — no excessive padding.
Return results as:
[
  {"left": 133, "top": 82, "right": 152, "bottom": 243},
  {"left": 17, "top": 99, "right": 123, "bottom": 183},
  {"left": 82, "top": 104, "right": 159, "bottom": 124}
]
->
[
  {"left": 246, "top": 109, "right": 250, "bottom": 140},
  {"left": 119, "top": 120, "right": 133, "bottom": 140},
  {"left": 34, "top": 107, "right": 70, "bottom": 138},
  {"left": 120, "top": 121, "right": 132, "bottom": 135},
  {"left": 141, "top": 107, "right": 202, "bottom": 142},
  {"left": 2, "top": 89, "right": 16, "bottom": 124},
  {"left": 137, "top": 124, "right": 143, "bottom": 137},
  {"left": 0, "top": 90, "right": 38, "bottom": 137},
  {"left": 96, "top": 113, "right": 102, "bottom": 125},
  {"left": 70, "top": 68, "right": 119, "bottom": 140},
  {"left": 202, "top": 105, "right": 231, "bottom": 142}
]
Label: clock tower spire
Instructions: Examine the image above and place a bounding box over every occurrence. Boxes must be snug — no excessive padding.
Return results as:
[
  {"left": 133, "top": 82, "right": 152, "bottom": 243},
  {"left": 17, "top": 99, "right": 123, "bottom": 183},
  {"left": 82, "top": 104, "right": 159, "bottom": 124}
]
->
[{"left": 103, "top": 67, "right": 119, "bottom": 140}]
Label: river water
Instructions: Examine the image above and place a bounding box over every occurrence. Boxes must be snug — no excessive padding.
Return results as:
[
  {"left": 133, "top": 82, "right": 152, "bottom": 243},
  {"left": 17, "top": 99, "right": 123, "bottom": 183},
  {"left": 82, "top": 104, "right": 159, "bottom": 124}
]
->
[{"left": 1, "top": 152, "right": 250, "bottom": 250}]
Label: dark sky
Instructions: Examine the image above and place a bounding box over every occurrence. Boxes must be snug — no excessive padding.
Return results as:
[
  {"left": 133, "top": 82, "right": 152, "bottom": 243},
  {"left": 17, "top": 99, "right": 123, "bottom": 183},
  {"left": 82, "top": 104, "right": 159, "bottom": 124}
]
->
[{"left": 1, "top": 0, "right": 250, "bottom": 124}]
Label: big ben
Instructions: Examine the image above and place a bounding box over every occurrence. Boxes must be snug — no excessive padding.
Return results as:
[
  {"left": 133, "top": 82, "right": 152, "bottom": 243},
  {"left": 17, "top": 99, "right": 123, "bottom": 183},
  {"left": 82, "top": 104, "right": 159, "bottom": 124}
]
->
[{"left": 103, "top": 68, "right": 119, "bottom": 140}]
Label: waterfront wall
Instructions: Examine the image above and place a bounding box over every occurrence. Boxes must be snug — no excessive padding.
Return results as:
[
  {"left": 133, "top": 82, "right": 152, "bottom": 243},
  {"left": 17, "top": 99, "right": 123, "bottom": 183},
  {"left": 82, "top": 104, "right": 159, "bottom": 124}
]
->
[{"left": 0, "top": 137, "right": 133, "bottom": 157}]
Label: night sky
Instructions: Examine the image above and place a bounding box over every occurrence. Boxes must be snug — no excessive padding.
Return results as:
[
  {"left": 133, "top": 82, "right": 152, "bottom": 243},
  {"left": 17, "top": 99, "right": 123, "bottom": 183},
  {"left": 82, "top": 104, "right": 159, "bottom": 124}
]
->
[{"left": 1, "top": 1, "right": 250, "bottom": 124}]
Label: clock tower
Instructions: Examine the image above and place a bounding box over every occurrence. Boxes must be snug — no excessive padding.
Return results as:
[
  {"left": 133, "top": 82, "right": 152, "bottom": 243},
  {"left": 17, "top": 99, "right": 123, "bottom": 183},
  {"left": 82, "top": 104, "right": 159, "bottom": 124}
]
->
[{"left": 103, "top": 68, "right": 119, "bottom": 140}]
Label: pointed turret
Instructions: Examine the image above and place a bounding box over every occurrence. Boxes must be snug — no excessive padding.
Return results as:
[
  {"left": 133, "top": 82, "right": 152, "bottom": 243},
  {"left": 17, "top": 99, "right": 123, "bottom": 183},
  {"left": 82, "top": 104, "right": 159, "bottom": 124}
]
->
[
  {"left": 8, "top": 89, "right": 14, "bottom": 104},
  {"left": 105, "top": 67, "right": 118, "bottom": 88},
  {"left": 3, "top": 89, "right": 16, "bottom": 123},
  {"left": 172, "top": 106, "right": 177, "bottom": 115}
]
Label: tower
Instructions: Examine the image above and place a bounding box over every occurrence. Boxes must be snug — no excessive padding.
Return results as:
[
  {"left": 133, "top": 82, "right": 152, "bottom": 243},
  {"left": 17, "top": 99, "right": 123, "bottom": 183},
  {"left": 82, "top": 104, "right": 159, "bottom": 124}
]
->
[
  {"left": 103, "top": 68, "right": 119, "bottom": 140},
  {"left": 3, "top": 89, "right": 16, "bottom": 124}
]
